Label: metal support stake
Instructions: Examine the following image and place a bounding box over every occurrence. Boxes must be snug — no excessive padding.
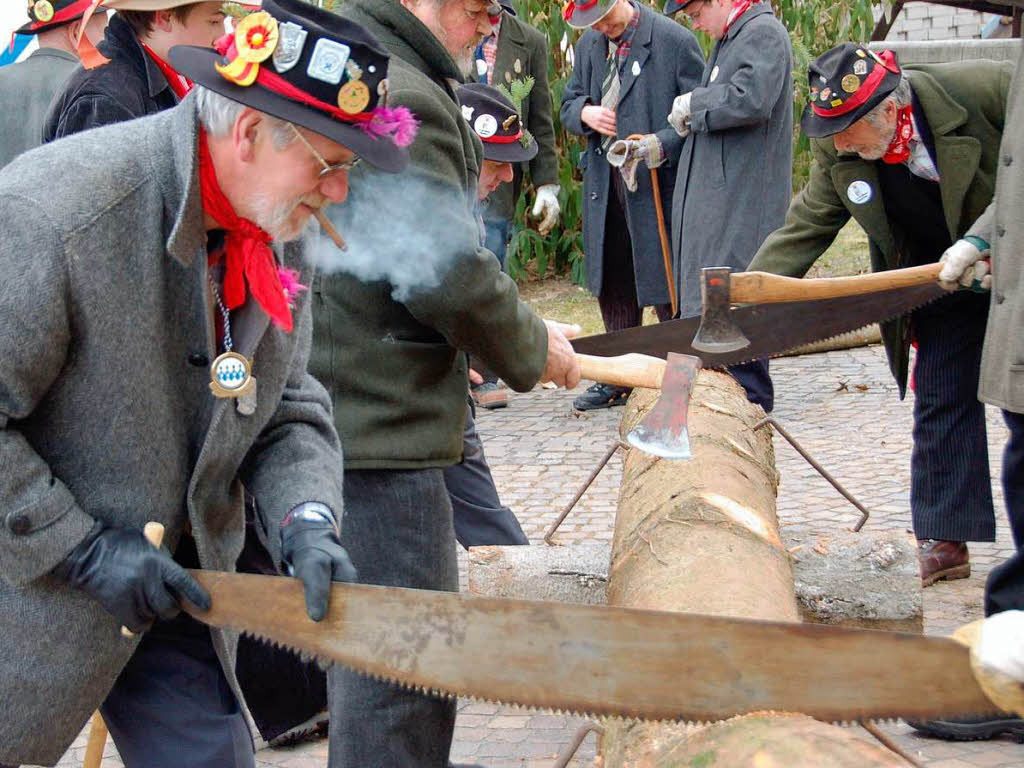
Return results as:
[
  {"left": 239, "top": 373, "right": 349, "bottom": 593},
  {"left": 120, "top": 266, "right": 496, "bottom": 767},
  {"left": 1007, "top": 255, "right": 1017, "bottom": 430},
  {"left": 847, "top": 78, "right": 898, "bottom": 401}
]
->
[
  {"left": 860, "top": 721, "right": 924, "bottom": 768},
  {"left": 551, "top": 722, "right": 605, "bottom": 768},
  {"left": 544, "top": 440, "right": 625, "bottom": 544},
  {"left": 753, "top": 416, "right": 871, "bottom": 532}
]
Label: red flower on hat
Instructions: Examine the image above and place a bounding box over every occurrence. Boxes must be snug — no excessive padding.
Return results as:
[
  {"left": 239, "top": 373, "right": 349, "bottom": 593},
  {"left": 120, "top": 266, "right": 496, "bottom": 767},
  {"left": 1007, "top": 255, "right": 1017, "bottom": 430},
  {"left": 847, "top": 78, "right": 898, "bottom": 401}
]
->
[{"left": 216, "top": 11, "right": 279, "bottom": 86}]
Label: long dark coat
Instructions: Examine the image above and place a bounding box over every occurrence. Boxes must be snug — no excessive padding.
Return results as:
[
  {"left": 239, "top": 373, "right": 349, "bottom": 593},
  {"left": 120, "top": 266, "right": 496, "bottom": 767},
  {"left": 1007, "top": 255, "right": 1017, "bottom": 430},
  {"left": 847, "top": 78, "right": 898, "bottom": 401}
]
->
[
  {"left": 0, "top": 47, "right": 77, "bottom": 168},
  {"left": 750, "top": 61, "right": 1013, "bottom": 395},
  {"left": 670, "top": 3, "right": 793, "bottom": 317},
  {"left": 561, "top": 4, "right": 703, "bottom": 306},
  {"left": 0, "top": 97, "right": 345, "bottom": 765}
]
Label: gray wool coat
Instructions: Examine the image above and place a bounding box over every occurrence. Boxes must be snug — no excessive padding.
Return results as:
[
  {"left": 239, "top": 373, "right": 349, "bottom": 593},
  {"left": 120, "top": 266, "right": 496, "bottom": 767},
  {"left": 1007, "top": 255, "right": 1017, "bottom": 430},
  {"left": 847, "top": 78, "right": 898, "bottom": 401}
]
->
[
  {"left": 0, "top": 94, "right": 345, "bottom": 765},
  {"left": 970, "top": 41, "right": 1024, "bottom": 413},
  {"left": 561, "top": 3, "right": 704, "bottom": 306},
  {"left": 0, "top": 47, "right": 78, "bottom": 168},
  {"left": 670, "top": 3, "right": 793, "bottom": 318}
]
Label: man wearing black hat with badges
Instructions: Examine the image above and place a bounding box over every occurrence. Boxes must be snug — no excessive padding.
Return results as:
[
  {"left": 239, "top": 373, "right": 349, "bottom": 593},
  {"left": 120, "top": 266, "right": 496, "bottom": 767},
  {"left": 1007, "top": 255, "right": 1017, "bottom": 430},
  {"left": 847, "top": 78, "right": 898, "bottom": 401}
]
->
[
  {"left": 444, "top": 81, "right": 539, "bottom": 551},
  {"left": 663, "top": 0, "right": 793, "bottom": 414},
  {"left": 749, "top": 43, "right": 1013, "bottom": 590},
  {"left": 560, "top": 0, "right": 704, "bottom": 411},
  {"left": 42, "top": 0, "right": 226, "bottom": 142},
  {"left": 0, "top": 0, "right": 108, "bottom": 167},
  {"left": 0, "top": 1, "right": 411, "bottom": 765},
  {"left": 311, "top": 1, "right": 580, "bottom": 766}
]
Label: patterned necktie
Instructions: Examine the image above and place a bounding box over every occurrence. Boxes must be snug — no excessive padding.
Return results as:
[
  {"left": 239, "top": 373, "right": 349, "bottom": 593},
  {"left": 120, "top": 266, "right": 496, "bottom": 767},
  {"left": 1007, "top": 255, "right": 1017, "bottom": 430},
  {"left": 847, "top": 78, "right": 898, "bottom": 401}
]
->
[{"left": 599, "top": 40, "right": 620, "bottom": 150}]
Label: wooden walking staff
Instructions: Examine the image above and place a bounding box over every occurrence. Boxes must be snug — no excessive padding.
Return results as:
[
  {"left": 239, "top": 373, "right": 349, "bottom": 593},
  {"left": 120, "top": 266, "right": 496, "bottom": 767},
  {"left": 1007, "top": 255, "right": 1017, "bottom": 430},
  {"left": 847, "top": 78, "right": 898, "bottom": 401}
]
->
[
  {"left": 627, "top": 133, "right": 677, "bottom": 316},
  {"left": 83, "top": 522, "right": 165, "bottom": 768}
]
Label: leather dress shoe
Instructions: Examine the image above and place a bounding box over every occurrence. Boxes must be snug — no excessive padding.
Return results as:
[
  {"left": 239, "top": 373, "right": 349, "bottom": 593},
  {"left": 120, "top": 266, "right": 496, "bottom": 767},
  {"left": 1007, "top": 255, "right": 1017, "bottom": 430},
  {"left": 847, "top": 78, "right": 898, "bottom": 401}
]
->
[
  {"left": 918, "top": 539, "right": 970, "bottom": 587},
  {"left": 907, "top": 714, "right": 1024, "bottom": 742},
  {"left": 573, "top": 383, "right": 631, "bottom": 411},
  {"left": 471, "top": 381, "right": 508, "bottom": 410}
]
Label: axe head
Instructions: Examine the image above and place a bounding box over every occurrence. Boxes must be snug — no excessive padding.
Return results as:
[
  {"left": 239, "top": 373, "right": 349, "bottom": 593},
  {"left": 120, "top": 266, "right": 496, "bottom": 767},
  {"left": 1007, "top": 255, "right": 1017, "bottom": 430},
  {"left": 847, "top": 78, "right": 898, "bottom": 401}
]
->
[
  {"left": 626, "top": 353, "right": 702, "bottom": 460},
  {"left": 692, "top": 267, "right": 750, "bottom": 354}
]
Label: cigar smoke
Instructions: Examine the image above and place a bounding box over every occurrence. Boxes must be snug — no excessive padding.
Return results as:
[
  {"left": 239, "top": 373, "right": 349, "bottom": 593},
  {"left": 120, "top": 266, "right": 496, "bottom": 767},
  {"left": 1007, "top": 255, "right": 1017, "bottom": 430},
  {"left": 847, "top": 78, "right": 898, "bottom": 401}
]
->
[{"left": 309, "top": 172, "right": 481, "bottom": 303}]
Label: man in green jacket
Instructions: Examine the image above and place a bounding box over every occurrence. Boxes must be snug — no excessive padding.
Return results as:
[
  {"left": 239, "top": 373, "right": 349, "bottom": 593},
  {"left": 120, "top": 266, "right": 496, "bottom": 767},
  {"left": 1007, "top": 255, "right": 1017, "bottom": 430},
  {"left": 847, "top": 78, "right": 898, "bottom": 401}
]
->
[
  {"left": 748, "top": 43, "right": 1012, "bottom": 588},
  {"left": 311, "top": 1, "right": 579, "bottom": 765}
]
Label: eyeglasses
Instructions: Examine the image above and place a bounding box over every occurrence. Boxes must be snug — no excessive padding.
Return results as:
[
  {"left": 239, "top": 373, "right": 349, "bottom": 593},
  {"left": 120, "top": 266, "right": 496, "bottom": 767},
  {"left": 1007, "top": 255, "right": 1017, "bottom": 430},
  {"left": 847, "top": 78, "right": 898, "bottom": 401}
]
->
[{"left": 289, "top": 123, "right": 361, "bottom": 179}]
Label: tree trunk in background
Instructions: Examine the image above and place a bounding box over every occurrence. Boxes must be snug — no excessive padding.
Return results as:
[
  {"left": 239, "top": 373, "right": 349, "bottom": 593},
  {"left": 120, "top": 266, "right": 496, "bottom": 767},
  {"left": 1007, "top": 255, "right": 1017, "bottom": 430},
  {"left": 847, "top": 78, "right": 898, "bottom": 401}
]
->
[{"left": 600, "top": 371, "right": 911, "bottom": 768}]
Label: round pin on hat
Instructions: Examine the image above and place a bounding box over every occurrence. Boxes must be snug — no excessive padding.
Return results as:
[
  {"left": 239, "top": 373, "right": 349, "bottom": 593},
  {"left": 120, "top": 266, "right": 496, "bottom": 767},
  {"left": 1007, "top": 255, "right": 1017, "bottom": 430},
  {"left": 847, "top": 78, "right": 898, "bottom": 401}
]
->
[
  {"left": 15, "top": 0, "right": 95, "bottom": 35},
  {"left": 456, "top": 82, "right": 537, "bottom": 164}
]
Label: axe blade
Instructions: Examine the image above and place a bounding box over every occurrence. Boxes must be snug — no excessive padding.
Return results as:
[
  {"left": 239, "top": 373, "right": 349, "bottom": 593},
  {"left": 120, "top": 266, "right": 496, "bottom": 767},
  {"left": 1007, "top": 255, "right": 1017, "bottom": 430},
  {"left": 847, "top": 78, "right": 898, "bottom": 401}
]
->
[
  {"left": 626, "top": 353, "right": 702, "bottom": 460},
  {"left": 693, "top": 267, "right": 750, "bottom": 353}
]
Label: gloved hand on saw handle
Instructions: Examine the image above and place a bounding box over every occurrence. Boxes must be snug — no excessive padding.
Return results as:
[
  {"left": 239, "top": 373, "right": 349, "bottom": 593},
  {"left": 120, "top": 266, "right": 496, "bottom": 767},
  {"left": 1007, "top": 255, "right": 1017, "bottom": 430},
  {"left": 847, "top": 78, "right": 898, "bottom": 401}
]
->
[
  {"left": 53, "top": 521, "right": 211, "bottom": 633},
  {"left": 531, "top": 184, "right": 561, "bottom": 236},
  {"left": 938, "top": 237, "right": 991, "bottom": 291},
  {"left": 667, "top": 91, "right": 693, "bottom": 137},
  {"left": 954, "top": 611, "right": 1024, "bottom": 717},
  {"left": 281, "top": 502, "right": 357, "bottom": 621}
]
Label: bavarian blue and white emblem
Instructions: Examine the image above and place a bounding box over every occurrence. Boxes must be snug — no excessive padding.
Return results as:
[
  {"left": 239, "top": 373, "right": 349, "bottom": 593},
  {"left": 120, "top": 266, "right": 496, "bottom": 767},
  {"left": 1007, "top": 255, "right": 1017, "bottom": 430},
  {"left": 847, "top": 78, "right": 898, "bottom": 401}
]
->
[
  {"left": 210, "top": 351, "right": 255, "bottom": 399},
  {"left": 307, "top": 38, "right": 350, "bottom": 85},
  {"left": 273, "top": 21, "right": 308, "bottom": 74}
]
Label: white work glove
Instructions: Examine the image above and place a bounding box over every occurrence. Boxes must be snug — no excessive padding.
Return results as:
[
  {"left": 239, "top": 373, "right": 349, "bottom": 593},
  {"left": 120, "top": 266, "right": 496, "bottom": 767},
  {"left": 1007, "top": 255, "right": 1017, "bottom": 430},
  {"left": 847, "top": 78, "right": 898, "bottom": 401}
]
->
[
  {"left": 667, "top": 91, "right": 693, "bottom": 137},
  {"left": 938, "top": 238, "right": 991, "bottom": 291},
  {"left": 531, "top": 184, "right": 561, "bottom": 236},
  {"left": 977, "top": 611, "right": 1024, "bottom": 683},
  {"left": 607, "top": 135, "right": 664, "bottom": 193}
]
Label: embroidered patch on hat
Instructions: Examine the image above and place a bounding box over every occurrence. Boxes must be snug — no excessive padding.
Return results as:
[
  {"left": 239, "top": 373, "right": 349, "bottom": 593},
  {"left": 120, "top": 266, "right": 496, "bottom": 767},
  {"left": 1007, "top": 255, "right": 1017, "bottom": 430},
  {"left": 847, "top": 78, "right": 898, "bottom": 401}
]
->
[
  {"left": 853, "top": 59, "right": 867, "bottom": 76},
  {"left": 307, "top": 38, "right": 350, "bottom": 84},
  {"left": 272, "top": 21, "right": 307, "bottom": 73}
]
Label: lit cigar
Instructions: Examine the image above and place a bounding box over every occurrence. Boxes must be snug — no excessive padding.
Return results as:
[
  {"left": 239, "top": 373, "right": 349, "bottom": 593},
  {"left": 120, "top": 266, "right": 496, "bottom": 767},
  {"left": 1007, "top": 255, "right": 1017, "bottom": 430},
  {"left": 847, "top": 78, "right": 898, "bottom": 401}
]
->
[{"left": 314, "top": 208, "right": 347, "bottom": 251}]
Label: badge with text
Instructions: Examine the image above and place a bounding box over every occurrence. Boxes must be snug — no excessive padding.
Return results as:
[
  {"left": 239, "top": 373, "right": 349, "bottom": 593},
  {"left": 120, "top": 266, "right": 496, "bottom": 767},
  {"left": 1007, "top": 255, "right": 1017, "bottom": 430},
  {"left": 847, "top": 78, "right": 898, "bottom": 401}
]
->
[
  {"left": 847, "top": 180, "right": 873, "bottom": 205},
  {"left": 210, "top": 351, "right": 256, "bottom": 399}
]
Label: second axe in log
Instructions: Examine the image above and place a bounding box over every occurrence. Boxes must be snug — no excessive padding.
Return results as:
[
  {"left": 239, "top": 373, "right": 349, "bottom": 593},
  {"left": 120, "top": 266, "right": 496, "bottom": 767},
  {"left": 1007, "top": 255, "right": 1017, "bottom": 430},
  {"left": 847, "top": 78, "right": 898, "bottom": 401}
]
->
[{"left": 573, "top": 352, "right": 702, "bottom": 460}]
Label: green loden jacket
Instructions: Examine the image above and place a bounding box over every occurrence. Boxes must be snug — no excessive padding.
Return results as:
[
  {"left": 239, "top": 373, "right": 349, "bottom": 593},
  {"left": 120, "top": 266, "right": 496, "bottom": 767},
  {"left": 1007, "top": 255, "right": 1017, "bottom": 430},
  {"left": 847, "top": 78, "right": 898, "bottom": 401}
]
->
[
  {"left": 749, "top": 60, "right": 1013, "bottom": 396},
  {"left": 310, "top": 0, "right": 548, "bottom": 469},
  {"left": 482, "top": 12, "right": 559, "bottom": 224}
]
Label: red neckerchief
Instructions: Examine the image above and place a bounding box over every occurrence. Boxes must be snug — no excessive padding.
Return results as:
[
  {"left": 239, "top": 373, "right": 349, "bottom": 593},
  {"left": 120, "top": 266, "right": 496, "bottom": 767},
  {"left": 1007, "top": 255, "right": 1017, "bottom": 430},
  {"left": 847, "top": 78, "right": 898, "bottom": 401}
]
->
[
  {"left": 142, "top": 44, "right": 193, "bottom": 101},
  {"left": 723, "top": 0, "right": 755, "bottom": 35},
  {"left": 198, "top": 130, "right": 293, "bottom": 333},
  {"left": 881, "top": 104, "right": 915, "bottom": 165}
]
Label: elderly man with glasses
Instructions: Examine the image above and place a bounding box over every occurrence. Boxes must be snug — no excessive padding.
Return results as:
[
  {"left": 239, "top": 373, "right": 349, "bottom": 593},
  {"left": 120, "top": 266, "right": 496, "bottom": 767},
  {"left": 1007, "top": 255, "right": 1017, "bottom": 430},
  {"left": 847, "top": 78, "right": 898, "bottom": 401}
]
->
[{"left": 0, "top": 1, "right": 414, "bottom": 766}]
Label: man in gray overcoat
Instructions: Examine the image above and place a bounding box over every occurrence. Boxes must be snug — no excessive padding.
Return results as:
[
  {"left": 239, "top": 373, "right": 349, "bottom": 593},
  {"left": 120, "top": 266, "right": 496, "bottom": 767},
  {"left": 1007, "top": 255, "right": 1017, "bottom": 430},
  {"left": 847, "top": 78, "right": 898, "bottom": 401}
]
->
[
  {"left": 0, "top": 0, "right": 107, "bottom": 167},
  {"left": 664, "top": 0, "right": 793, "bottom": 412},
  {"left": 561, "top": 0, "right": 704, "bottom": 410},
  {"left": 910, "top": 43, "right": 1024, "bottom": 745},
  {"left": 0, "top": 1, "right": 411, "bottom": 765}
]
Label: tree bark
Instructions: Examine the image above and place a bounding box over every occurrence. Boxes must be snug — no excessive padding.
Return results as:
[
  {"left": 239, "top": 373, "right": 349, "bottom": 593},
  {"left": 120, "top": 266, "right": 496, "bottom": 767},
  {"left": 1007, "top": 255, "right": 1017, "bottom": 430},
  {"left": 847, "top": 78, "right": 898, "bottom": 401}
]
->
[{"left": 600, "top": 371, "right": 911, "bottom": 767}]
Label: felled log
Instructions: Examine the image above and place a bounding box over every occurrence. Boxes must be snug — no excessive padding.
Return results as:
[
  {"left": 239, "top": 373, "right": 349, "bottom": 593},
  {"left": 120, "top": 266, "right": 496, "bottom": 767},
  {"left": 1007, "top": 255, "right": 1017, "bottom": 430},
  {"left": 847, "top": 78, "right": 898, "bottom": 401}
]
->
[{"left": 600, "top": 371, "right": 911, "bottom": 768}]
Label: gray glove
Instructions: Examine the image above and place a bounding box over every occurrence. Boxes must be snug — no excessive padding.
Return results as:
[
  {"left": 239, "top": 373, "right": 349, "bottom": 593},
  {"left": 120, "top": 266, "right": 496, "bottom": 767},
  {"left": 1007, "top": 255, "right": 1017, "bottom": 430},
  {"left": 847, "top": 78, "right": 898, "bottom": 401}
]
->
[{"left": 281, "top": 502, "right": 358, "bottom": 621}]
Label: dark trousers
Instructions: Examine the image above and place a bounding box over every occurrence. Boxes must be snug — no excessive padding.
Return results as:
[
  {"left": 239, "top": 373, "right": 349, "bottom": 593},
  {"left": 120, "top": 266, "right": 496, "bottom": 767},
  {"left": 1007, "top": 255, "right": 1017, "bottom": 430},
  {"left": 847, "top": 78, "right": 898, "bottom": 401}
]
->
[
  {"left": 985, "top": 410, "right": 1024, "bottom": 613},
  {"left": 328, "top": 468, "right": 459, "bottom": 768},
  {"left": 100, "top": 614, "right": 255, "bottom": 768},
  {"left": 910, "top": 292, "right": 994, "bottom": 541},
  {"left": 598, "top": 189, "right": 672, "bottom": 332},
  {"left": 445, "top": 403, "right": 529, "bottom": 549}
]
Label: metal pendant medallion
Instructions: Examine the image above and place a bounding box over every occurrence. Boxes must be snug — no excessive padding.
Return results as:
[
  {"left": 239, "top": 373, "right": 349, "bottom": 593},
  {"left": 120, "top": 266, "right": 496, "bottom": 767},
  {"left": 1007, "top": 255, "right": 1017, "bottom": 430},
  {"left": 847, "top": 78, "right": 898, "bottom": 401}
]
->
[
  {"left": 210, "top": 351, "right": 255, "bottom": 399},
  {"left": 273, "top": 21, "right": 308, "bottom": 73}
]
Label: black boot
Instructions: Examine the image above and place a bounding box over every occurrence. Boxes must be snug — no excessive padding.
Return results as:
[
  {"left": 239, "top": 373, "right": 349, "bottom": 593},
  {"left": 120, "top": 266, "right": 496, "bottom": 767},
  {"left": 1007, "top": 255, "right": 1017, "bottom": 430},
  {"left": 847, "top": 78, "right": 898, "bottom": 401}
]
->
[
  {"left": 573, "top": 383, "right": 631, "bottom": 411},
  {"left": 907, "top": 714, "right": 1024, "bottom": 742}
]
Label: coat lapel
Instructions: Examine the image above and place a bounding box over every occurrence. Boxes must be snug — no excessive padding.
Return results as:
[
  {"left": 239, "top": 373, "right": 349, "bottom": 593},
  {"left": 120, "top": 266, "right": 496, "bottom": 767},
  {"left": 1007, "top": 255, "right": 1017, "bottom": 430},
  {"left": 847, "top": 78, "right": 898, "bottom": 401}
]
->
[
  {"left": 615, "top": 6, "right": 652, "bottom": 106},
  {"left": 492, "top": 17, "right": 527, "bottom": 92},
  {"left": 831, "top": 159, "right": 897, "bottom": 266}
]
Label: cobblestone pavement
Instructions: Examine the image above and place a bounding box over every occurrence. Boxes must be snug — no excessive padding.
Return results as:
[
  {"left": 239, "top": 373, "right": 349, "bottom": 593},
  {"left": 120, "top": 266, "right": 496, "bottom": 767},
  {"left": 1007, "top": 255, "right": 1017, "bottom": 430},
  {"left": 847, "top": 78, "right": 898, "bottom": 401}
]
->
[{"left": 45, "top": 345, "right": 1024, "bottom": 768}]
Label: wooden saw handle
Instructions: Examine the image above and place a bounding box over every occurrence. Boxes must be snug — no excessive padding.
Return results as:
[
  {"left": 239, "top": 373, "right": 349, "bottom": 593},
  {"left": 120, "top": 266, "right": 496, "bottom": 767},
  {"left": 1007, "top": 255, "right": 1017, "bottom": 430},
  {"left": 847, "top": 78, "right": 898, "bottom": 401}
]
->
[
  {"left": 120, "top": 521, "right": 165, "bottom": 638},
  {"left": 729, "top": 263, "right": 944, "bottom": 304},
  {"left": 576, "top": 353, "right": 666, "bottom": 390}
]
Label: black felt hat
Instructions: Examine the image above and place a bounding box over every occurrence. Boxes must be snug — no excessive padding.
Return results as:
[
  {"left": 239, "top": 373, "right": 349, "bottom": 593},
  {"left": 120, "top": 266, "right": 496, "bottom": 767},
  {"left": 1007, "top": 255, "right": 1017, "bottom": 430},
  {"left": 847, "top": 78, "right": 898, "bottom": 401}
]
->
[
  {"left": 662, "top": 0, "right": 699, "bottom": 15},
  {"left": 563, "top": 0, "right": 617, "bottom": 29},
  {"left": 16, "top": 0, "right": 94, "bottom": 35},
  {"left": 169, "top": 0, "right": 413, "bottom": 172},
  {"left": 457, "top": 82, "right": 537, "bottom": 164},
  {"left": 800, "top": 42, "right": 902, "bottom": 138}
]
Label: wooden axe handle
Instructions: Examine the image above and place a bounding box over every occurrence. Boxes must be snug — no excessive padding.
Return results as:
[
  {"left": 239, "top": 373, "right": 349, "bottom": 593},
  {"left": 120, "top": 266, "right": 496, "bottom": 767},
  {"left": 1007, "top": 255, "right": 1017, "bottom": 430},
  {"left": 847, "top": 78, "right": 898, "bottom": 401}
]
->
[
  {"left": 730, "top": 262, "right": 944, "bottom": 304},
  {"left": 576, "top": 353, "right": 666, "bottom": 390},
  {"left": 120, "top": 522, "right": 165, "bottom": 638}
]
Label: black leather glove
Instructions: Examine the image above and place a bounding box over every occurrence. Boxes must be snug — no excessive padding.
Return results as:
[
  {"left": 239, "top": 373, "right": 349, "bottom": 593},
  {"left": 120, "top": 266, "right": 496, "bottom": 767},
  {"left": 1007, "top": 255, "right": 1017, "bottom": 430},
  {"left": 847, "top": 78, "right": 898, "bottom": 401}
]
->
[
  {"left": 281, "top": 502, "right": 357, "bottom": 621},
  {"left": 53, "top": 522, "right": 211, "bottom": 633}
]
